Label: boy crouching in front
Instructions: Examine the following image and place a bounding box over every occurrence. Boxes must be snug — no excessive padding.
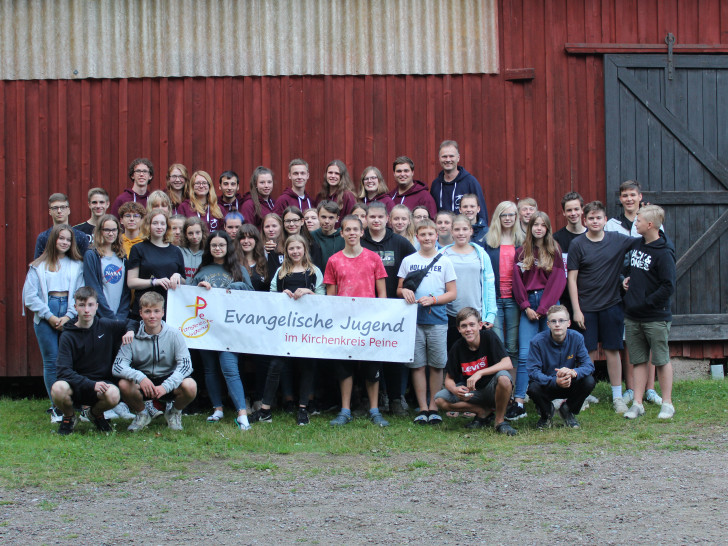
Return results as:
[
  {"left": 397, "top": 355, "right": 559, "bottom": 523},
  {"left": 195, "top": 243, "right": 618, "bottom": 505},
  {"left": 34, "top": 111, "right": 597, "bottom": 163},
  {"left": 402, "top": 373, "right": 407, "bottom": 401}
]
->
[{"left": 113, "top": 292, "right": 196, "bottom": 431}]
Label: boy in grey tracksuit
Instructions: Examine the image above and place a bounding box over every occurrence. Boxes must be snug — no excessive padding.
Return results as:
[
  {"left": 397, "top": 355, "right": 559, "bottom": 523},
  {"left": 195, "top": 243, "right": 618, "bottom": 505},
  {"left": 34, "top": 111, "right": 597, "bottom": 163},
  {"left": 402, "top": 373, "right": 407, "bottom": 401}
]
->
[{"left": 113, "top": 291, "right": 196, "bottom": 431}]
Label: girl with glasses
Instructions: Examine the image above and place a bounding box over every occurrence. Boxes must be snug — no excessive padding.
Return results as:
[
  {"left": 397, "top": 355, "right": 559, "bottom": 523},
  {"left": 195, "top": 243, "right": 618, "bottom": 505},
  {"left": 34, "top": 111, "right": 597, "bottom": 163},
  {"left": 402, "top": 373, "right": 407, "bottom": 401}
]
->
[
  {"left": 83, "top": 214, "right": 131, "bottom": 320},
  {"left": 179, "top": 171, "right": 225, "bottom": 232},
  {"left": 192, "top": 231, "right": 254, "bottom": 430}
]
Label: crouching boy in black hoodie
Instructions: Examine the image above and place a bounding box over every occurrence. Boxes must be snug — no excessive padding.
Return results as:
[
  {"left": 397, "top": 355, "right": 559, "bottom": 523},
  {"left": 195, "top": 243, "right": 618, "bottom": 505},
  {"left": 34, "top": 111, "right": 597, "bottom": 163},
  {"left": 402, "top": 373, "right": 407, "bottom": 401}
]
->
[
  {"left": 622, "top": 205, "right": 677, "bottom": 420},
  {"left": 113, "top": 291, "right": 196, "bottom": 432},
  {"left": 51, "top": 286, "right": 137, "bottom": 435}
]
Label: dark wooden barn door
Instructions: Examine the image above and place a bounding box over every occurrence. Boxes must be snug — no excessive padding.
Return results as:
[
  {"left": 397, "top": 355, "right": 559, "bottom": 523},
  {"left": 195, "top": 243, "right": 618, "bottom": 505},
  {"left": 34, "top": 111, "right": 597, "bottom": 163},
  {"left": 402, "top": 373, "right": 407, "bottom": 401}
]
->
[{"left": 604, "top": 54, "right": 728, "bottom": 341}]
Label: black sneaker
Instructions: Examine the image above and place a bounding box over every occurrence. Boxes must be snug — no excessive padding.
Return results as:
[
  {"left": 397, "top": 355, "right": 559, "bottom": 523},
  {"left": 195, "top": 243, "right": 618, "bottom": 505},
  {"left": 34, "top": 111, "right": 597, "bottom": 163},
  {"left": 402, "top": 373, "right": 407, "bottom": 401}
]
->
[
  {"left": 464, "top": 416, "right": 489, "bottom": 429},
  {"left": 296, "top": 407, "right": 310, "bottom": 426},
  {"left": 505, "top": 402, "right": 527, "bottom": 421},
  {"left": 92, "top": 413, "right": 113, "bottom": 432},
  {"left": 495, "top": 421, "right": 518, "bottom": 436},
  {"left": 283, "top": 400, "right": 296, "bottom": 415},
  {"left": 558, "top": 402, "right": 580, "bottom": 428},
  {"left": 536, "top": 405, "right": 554, "bottom": 429},
  {"left": 249, "top": 408, "right": 272, "bottom": 423},
  {"left": 306, "top": 400, "right": 321, "bottom": 416},
  {"left": 58, "top": 415, "right": 76, "bottom": 435}
]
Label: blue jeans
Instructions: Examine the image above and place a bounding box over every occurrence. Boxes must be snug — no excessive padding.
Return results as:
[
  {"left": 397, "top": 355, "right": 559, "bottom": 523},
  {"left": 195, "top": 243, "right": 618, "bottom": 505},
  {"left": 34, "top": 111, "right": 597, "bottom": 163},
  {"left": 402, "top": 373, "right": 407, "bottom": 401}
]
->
[
  {"left": 516, "top": 290, "right": 550, "bottom": 400},
  {"left": 200, "top": 350, "right": 247, "bottom": 411},
  {"left": 493, "top": 297, "right": 519, "bottom": 361},
  {"left": 33, "top": 296, "right": 67, "bottom": 401}
]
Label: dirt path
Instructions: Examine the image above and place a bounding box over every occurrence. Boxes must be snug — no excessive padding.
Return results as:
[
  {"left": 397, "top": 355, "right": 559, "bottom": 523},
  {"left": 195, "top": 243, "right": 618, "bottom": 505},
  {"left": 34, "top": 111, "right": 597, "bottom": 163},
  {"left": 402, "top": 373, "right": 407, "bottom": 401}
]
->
[{"left": 2, "top": 435, "right": 726, "bottom": 545}]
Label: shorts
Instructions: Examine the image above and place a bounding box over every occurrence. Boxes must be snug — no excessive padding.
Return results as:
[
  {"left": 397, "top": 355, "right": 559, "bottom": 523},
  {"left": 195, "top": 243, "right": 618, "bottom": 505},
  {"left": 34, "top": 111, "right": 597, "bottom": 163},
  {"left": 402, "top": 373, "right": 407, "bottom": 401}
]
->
[
  {"left": 624, "top": 318, "right": 671, "bottom": 366},
  {"left": 70, "top": 384, "right": 104, "bottom": 408},
  {"left": 434, "top": 370, "right": 512, "bottom": 409},
  {"left": 582, "top": 303, "right": 624, "bottom": 352},
  {"left": 66, "top": 379, "right": 117, "bottom": 408},
  {"left": 410, "top": 324, "right": 448, "bottom": 369},
  {"left": 141, "top": 375, "right": 176, "bottom": 403},
  {"left": 335, "top": 360, "right": 382, "bottom": 383}
]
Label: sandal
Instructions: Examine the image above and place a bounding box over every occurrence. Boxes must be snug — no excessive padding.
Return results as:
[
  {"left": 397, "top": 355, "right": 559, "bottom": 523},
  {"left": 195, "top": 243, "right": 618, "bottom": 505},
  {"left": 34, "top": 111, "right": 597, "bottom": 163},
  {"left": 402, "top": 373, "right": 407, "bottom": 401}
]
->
[
  {"left": 428, "top": 411, "right": 443, "bottom": 425},
  {"left": 413, "top": 411, "right": 429, "bottom": 425},
  {"left": 206, "top": 410, "right": 224, "bottom": 422},
  {"left": 495, "top": 421, "right": 518, "bottom": 436}
]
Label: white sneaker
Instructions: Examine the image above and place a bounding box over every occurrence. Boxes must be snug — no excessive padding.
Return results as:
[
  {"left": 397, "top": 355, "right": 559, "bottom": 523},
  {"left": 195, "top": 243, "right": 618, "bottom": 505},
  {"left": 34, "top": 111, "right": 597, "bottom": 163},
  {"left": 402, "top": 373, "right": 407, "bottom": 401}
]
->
[
  {"left": 622, "top": 389, "right": 634, "bottom": 403},
  {"left": 112, "top": 402, "right": 135, "bottom": 419},
  {"left": 103, "top": 409, "right": 118, "bottom": 420},
  {"left": 624, "top": 403, "right": 645, "bottom": 419},
  {"left": 657, "top": 403, "right": 675, "bottom": 419},
  {"left": 145, "top": 400, "right": 163, "bottom": 419},
  {"left": 645, "top": 389, "right": 663, "bottom": 405},
  {"left": 165, "top": 408, "right": 183, "bottom": 431},
  {"left": 613, "top": 397, "right": 629, "bottom": 414},
  {"left": 586, "top": 395, "right": 599, "bottom": 404},
  {"left": 128, "top": 411, "right": 152, "bottom": 432}
]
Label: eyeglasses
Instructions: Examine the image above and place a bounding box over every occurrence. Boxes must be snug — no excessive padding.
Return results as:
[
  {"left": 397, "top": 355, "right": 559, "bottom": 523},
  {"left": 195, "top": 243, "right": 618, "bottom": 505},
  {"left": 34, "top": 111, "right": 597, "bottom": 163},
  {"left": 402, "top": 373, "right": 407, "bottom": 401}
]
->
[
  {"left": 499, "top": 213, "right": 516, "bottom": 218},
  {"left": 210, "top": 243, "right": 227, "bottom": 249},
  {"left": 50, "top": 205, "right": 69, "bottom": 212},
  {"left": 547, "top": 319, "right": 569, "bottom": 325},
  {"left": 123, "top": 214, "right": 142, "bottom": 220},
  {"left": 133, "top": 169, "right": 150, "bottom": 175},
  {"left": 169, "top": 175, "right": 186, "bottom": 181},
  {"left": 193, "top": 182, "right": 210, "bottom": 187},
  {"left": 363, "top": 176, "right": 378, "bottom": 182},
  {"left": 284, "top": 219, "right": 302, "bottom": 224},
  {"left": 102, "top": 228, "right": 118, "bottom": 233}
]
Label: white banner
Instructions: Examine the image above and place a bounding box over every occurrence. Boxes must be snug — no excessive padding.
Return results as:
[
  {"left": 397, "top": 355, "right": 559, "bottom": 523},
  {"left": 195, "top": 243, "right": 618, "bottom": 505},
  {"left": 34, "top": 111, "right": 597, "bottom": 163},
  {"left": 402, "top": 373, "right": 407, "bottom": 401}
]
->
[{"left": 166, "top": 286, "right": 417, "bottom": 363}]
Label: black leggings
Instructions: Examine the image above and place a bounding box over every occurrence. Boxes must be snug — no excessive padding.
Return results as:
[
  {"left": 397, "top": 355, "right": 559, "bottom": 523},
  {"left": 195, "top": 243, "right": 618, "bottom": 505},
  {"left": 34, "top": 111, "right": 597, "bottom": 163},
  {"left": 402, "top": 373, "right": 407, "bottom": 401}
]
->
[{"left": 261, "top": 357, "right": 316, "bottom": 407}]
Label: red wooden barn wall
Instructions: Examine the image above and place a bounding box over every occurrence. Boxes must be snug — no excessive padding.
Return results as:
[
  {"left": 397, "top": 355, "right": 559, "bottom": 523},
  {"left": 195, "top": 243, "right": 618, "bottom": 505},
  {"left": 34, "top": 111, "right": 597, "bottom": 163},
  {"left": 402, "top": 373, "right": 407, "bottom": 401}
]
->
[{"left": 3, "top": 0, "right": 727, "bottom": 377}]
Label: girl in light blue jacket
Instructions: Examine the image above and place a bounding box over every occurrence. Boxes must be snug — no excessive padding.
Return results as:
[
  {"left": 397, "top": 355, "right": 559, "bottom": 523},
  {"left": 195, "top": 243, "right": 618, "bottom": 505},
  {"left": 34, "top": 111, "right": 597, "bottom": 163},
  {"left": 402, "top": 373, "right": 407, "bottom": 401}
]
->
[{"left": 442, "top": 215, "right": 497, "bottom": 350}]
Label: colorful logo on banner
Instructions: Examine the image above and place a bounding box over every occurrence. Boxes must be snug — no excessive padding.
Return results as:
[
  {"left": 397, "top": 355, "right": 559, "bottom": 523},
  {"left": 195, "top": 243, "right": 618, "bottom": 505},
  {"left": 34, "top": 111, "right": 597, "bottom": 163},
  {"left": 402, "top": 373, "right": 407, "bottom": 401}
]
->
[{"left": 180, "top": 295, "right": 211, "bottom": 338}]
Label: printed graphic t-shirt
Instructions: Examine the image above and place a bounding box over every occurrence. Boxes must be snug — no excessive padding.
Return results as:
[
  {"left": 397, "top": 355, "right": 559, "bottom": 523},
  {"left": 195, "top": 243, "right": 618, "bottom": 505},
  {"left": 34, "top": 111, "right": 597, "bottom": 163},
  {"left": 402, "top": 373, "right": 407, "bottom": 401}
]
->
[
  {"left": 397, "top": 252, "right": 457, "bottom": 325},
  {"left": 446, "top": 329, "right": 508, "bottom": 391}
]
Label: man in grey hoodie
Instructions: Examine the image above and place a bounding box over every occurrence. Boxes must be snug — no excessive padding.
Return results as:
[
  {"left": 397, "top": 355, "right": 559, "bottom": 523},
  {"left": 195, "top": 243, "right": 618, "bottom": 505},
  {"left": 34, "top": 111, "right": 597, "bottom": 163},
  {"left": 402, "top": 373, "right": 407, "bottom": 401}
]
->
[{"left": 113, "top": 291, "right": 196, "bottom": 431}]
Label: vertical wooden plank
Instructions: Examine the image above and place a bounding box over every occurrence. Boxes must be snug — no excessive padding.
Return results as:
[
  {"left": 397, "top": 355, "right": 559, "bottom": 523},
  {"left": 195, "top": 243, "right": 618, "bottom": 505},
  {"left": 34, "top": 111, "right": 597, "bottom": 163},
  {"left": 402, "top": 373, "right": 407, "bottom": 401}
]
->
[
  {"left": 633, "top": 69, "right": 650, "bottom": 190},
  {"left": 646, "top": 69, "right": 663, "bottom": 192},
  {"left": 158, "top": 78, "right": 169, "bottom": 177}
]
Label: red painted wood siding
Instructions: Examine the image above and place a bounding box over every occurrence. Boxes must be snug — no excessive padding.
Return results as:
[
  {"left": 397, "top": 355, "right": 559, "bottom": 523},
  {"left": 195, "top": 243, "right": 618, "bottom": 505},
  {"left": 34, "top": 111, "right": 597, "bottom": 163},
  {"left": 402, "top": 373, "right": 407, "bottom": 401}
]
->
[{"left": 4, "top": 0, "right": 728, "bottom": 376}]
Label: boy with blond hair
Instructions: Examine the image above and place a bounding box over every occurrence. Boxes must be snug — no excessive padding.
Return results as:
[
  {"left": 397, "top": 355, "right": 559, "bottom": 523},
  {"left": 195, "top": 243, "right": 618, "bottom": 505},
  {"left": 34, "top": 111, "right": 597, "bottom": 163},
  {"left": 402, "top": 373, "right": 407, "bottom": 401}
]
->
[{"left": 622, "top": 205, "right": 676, "bottom": 419}]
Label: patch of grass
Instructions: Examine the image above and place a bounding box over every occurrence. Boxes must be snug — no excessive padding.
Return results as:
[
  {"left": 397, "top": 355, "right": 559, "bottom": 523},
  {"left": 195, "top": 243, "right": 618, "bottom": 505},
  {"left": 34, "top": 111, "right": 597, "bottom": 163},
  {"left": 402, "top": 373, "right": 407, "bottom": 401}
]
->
[
  {"left": 1, "top": 379, "right": 726, "bottom": 490},
  {"left": 38, "top": 500, "right": 57, "bottom": 511}
]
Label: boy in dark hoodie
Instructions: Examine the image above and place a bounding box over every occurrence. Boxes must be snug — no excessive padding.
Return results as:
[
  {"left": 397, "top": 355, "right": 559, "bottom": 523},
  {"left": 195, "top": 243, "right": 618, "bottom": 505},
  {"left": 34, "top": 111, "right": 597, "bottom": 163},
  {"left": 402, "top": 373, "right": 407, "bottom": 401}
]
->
[
  {"left": 218, "top": 170, "right": 244, "bottom": 214},
  {"left": 51, "top": 286, "right": 137, "bottom": 435},
  {"left": 310, "top": 200, "right": 345, "bottom": 272},
  {"left": 430, "top": 140, "right": 489, "bottom": 224},
  {"left": 361, "top": 201, "right": 416, "bottom": 415},
  {"left": 110, "top": 158, "right": 153, "bottom": 217},
  {"left": 274, "top": 158, "right": 317, "bottom": 215},
  {"left": 390, "top": 156, "right": 437, "bottom": 219},
  {"left": 622, "top": 205, "right": 676, "bottom": 420},
  {"left": 459, "top": 193, "right": 489, "bottom": 246}
]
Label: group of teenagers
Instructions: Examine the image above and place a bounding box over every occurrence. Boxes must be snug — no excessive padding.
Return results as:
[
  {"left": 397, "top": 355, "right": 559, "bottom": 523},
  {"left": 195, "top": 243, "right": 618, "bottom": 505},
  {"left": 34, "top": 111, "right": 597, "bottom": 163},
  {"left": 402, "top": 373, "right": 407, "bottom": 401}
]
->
[{"left": 22, "top": 139, "right": 677, "bottom": 436}]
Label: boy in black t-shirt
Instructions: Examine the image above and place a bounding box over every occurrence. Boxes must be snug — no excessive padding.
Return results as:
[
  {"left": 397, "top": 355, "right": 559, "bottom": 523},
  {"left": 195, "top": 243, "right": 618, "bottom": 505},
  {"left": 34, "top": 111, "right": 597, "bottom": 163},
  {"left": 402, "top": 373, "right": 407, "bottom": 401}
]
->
[
  {"left": 434, "top": 307, "right": 517, "bottom": 435},
  {"left": 567, "top": 201, "right": 634, "bottom": 414}
]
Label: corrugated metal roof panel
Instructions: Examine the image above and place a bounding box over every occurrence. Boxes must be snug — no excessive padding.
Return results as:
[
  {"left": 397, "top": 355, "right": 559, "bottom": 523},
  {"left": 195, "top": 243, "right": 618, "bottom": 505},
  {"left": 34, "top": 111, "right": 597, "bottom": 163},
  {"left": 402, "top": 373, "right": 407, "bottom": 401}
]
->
[{"left": 0, "top": 0, "right": 499, "bottom": 80}]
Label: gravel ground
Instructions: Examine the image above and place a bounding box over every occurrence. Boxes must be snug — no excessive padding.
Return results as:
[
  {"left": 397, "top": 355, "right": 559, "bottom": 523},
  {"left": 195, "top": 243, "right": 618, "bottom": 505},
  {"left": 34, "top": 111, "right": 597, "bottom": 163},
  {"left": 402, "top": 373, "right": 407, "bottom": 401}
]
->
[{"left": 1, "top": 432, "right": 726, "bottom": 545}]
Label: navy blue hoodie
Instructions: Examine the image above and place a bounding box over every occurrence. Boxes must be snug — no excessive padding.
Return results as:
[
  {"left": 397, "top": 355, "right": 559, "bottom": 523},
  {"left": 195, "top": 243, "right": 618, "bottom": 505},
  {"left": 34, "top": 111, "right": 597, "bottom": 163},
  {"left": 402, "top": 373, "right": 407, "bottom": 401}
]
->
[
  {"left": 430, "top": 167, "right": 489, "bottom": 224},
  {"left": 623, "top": 236, "right": 676, "bottom": 322}
]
